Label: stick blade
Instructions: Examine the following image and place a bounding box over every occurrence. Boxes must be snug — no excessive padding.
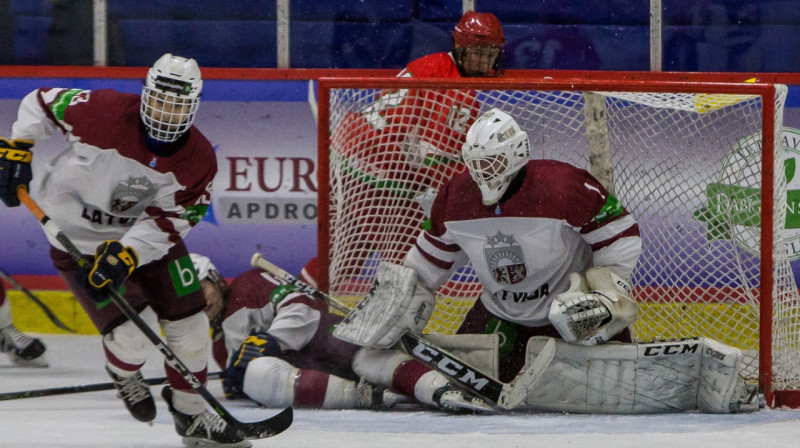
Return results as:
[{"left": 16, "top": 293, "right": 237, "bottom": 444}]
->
[
  {"left": 236, "top": 407, "right": 293, "bottom": 440},
  {"left": 497, "top": 337, "right": 556, "bottom": 410}
]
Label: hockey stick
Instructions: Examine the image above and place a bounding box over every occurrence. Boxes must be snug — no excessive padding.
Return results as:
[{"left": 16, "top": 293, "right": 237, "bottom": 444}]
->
[
  {"left": 16, "top": 187, "right": 292, "bottom": 440},
  {"left": 0, "top": 267, "right": 77, "bottom": 333},
  {"left": 250, "top": 252, "right": 556, "bottom": 410},
  {"left": 0, "top": 371, "right": 224, "bottom": 402}
]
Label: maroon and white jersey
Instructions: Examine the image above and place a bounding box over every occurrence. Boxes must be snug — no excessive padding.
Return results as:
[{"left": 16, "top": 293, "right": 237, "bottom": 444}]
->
[
  {"left": 212, "top": 270, "right": 330, "bottom": 370},
  {"left": 11, "top": 88, "right": 215, "bottom": 266},
  {"left": 405, "top": 159, "right": 642, "bottom": 327}
]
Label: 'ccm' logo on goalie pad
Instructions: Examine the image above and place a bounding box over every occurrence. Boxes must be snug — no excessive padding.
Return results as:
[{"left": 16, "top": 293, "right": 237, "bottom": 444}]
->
[
  {"left": 642, "top": 340, "right": 700, "bottom": 357},
  {"left": 406, "top": 338, "right": 492, "bottom": 392}
]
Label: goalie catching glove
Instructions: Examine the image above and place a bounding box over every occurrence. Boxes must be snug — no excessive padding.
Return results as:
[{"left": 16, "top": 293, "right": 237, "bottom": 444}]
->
[
  {"left": 548, "top": 267, "right": 638, "bottom": 345},
  {"left": 333, "top": 262, "right": 435, "bottom": 349},
  {"left": 0, "top": 137, "right": 33, "bottom": 207}
]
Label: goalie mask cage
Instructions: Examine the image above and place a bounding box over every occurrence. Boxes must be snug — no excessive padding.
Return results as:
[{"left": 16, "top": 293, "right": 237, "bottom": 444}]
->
[{"left": 316, "top": 76, "right": 800, "bottom": 408}]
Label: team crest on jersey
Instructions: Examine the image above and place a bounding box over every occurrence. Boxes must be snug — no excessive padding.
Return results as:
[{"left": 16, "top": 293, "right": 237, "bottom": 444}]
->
[
  {"left": 110, "top": 176, "right": 157, "bottom": 213},
  {"left": 484, "top": 231, "right": 527, "bottom": 285}
]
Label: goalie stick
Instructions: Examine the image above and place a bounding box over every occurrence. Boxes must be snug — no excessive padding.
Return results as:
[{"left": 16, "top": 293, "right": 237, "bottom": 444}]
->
[
  {"left": 0, "top": 371, "right": 223, "bottom": 402},
  {"left": 0, "top": 267, "right": 77, "bottom": 333},
  {"left": 16, "top": 187, "right": 293, "bottom": 441},
  {"left": 250, "top": 252, "right": 556, "bottom": 410}
]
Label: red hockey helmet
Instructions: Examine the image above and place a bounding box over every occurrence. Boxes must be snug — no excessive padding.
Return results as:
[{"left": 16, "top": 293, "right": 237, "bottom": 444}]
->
[{"left": 452, "top": 11, "right": 505, "bottom": 48}]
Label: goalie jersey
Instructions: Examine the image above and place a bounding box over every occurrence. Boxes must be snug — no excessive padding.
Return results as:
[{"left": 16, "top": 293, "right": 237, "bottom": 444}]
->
[
  {"left": 10, "top": 88, "right": 216, "bottom": 266},
  {"left": 405, "top": 159, "right": 642, "bottom": 327}
]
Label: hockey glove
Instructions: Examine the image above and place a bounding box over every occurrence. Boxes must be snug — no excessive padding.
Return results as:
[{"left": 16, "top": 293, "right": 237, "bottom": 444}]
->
[
  {"left": 549, "top": 268, "right": 638, "bottom": 345},
  {"left": 223, "top": 330, "right": 281, "bottom": 399},
  {"left": 0, "top": 137, "right": 33, "bottom": 207},
  {"left": 78, "top": 241, "right": 139, "bottom": 303}
]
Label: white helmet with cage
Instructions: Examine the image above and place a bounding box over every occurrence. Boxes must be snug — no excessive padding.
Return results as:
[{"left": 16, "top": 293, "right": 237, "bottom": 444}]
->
[
  {"left": 140, "top": 53, "right": 203, "bottom": 142},
  {"left": 462, "top": 108, "right": 530, "bottom": 205}
]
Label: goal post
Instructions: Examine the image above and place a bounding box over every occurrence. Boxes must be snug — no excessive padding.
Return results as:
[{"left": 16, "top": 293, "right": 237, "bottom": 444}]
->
[{"left": 316, "top": 75, "right": 800, "bottom": 408}]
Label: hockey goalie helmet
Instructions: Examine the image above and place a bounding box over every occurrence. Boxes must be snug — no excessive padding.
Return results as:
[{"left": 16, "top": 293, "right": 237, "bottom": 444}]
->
[
  {"left": 190, "top": 253, "right": 227, "bottom": 329},
  {"left": 140, "top": 53, "right": 203, "bottom": 142},
  {"left": 452, "top": 11, "right": 506, "bottom": 77},
  {"left": 462, "top": 108, "right": 530, "bottom": 205}
]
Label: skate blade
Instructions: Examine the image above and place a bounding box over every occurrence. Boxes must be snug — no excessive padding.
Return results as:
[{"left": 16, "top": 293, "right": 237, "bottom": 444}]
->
[
  {"left": 181, "top": 436, "right": 253, "bottom": 448},
  {"left": 9, "top": 354, "right": 48, "bottom": 368}
]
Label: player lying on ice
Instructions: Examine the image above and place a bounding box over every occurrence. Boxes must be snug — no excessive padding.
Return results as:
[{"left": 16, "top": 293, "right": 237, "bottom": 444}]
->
[
  {"left": 192, "top": 253, "right": 497, "bottom": 412},
  {"left": 332, "top": 108, "right": 763, "bottom": 414}
]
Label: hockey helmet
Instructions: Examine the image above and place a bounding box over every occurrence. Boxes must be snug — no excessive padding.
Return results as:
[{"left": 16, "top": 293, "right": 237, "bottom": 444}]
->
[
  {"left": 462, "top": 108, "right": 530, "bottom": 205},
  {"left": 453, "top": 11, "right": 505, "bottom": 48},
  {"left": 140, "top": 53, "right": 203, "bottom": 142},
  {"left": 452, "top": 12, "right": 506, "bottom": 77}
]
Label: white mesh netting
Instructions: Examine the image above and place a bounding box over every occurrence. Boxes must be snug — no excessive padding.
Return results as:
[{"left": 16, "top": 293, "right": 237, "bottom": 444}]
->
[{"left": 320, "top": 81, "right": 800, "bottom": 392}]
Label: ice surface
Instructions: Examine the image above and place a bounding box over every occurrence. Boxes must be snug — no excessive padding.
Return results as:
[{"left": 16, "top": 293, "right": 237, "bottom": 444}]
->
[{"left": 2, "top": 334, "right": 800, "bottom": 448}]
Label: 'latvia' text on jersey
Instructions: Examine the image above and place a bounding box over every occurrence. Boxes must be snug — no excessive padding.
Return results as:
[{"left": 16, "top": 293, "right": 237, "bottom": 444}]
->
[
  {"left": 11, "top": 88, "right": 216, "bottom": 266},
  {"left": 404, "top": 159, "right": 642, "bottom": 327}
]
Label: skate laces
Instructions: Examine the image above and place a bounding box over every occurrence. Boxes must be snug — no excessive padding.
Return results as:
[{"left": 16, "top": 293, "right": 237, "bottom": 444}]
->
[
  {"left": 186, "top": 411, "right": 228, "bottom": 438},
  {"left": 115, "top": 371, "right": 151, "bottom": 405},
  {"left": 0, "top": 325, "right": 34, "bottom": 351}
]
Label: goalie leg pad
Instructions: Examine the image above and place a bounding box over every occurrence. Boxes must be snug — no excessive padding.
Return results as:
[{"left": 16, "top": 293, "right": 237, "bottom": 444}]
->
[
  {"left": 333, "top": 262, "right": 434, "bottom": 349},
  {"left": 522, "top": 336, "right": 748, "bottom": 414},
  {"left": 696, "top": 337, "right": 747, "bottom": 413}
]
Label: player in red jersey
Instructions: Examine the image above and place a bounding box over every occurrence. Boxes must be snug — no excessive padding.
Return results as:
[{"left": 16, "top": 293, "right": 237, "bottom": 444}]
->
[
  {"left": 1, "top": 54, "right": 248, "bottom": 447},
  {"left": 192, "top": 253, "right": 491, "bottom": 412},
  {"left": 301, "top": 11, "right": 506, "bottom": 288}
]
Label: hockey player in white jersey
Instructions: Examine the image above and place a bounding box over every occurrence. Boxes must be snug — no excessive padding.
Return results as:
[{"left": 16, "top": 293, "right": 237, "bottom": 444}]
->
[
  {"left": 191, "top": 253, "right": 491, "bottom": 413},
  {"left": 0, "top": 54, "right": 249, "bottom": 446},
  {"left": 334, "top": 108, "right": 761, "bottom": 414}
]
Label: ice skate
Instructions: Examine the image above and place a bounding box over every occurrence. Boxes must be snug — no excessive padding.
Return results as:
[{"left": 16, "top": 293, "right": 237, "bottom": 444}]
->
[
  {"left": 432, "top": 383, "right": 494, "bottom": 414},
  {"left": 106, "top": 366, "right": 156, "bottom": 423},
  {"left": 355, "top": 377, "right": 413, "bottom": 410},
  {"left": 730, "top": 378, "right": 765, "bottom": 413},
  {"left": 0, "top": 324, "right": 47, "bottom": 367},
  {"left": 162, "top": 386, "right": 252, "bottom": 447}
]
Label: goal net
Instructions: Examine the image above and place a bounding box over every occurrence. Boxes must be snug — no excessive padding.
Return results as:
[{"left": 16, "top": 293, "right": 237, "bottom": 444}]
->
[{"left": 316, "top": 76, "right": 800, "bottom": 406}]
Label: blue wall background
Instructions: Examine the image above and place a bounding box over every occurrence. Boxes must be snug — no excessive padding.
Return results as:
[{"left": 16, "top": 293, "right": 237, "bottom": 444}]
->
[{"left": 5, "top": 0, "right": 800, "bottom": 72}]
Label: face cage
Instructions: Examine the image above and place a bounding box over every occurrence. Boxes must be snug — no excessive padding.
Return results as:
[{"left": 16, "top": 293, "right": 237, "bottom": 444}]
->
[
  {"left": 465, "top": 152, "right": 510, "bottom": 181},
  {"left": 140, "top": 87, "right": 199, "bottom": 142},
  {"left": 454, "top": 46, "right": 506, "bottom": 77},
  {"left": 465, "top": 152, "right": 514, "bottom": 203}
]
